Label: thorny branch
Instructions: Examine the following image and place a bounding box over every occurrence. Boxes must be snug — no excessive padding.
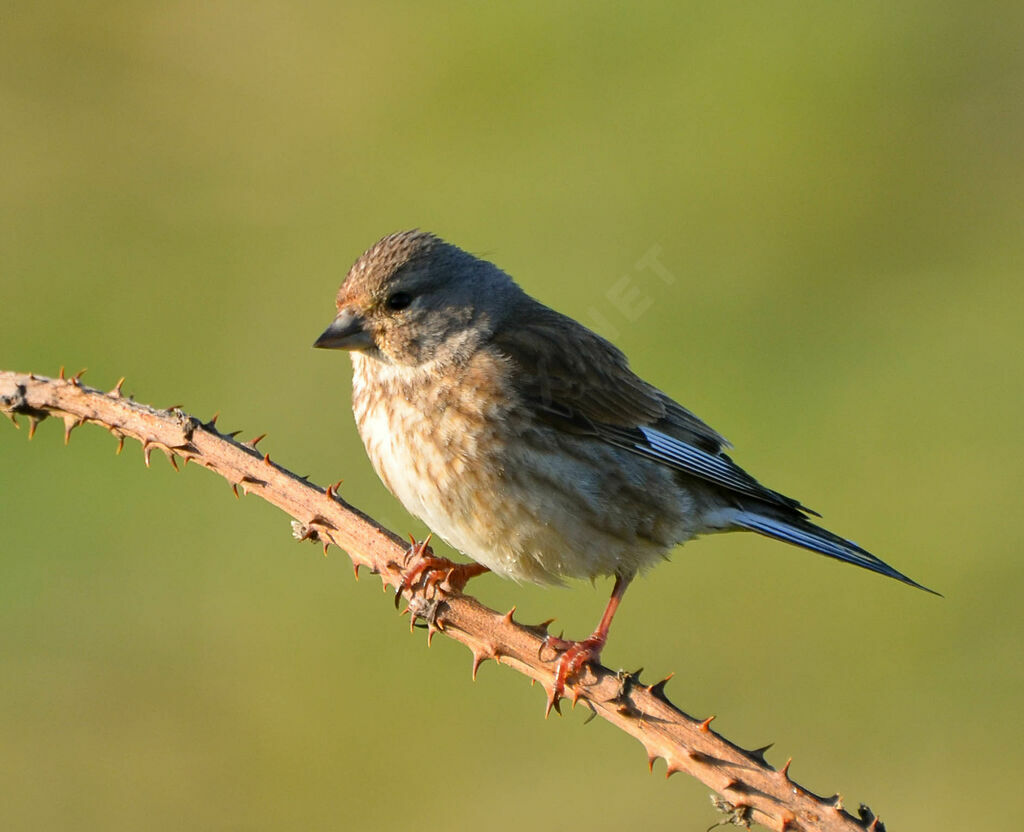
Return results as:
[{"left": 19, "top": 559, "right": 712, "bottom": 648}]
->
[{"left": 1, "top": 369, "right": 888, "bottom": 832}]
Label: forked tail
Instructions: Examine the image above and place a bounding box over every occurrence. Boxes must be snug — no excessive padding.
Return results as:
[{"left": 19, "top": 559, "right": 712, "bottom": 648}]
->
[{"left": 730, "top": 510, "right": 939, "bottom": 595}]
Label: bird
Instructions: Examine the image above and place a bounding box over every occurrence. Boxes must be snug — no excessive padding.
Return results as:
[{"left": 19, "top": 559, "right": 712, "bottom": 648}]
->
[{"left": 314, "top": 230, "right": 933, "bottom": 711}]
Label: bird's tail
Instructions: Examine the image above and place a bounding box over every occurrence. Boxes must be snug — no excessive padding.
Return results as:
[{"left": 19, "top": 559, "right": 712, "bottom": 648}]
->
[{"left": 727, "top": 509, "right": 939, "bottom": 595}]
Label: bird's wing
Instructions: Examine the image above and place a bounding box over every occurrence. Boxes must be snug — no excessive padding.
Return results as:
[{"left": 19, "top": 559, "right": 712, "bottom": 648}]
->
[
  {"left": 490, "top": 306, "right": 813, "bottom": 515},
  {"left": 487, "top": 304, "right": 941, "bottom": 591}
]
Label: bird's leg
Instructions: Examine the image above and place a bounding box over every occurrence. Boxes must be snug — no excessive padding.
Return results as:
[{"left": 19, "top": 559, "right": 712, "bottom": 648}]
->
[
  {"left": 395, "top": 534, "right": 489, "bottom": 608},
  {"left": 543, "top": 572, "right": 633, "bottom": 715}
]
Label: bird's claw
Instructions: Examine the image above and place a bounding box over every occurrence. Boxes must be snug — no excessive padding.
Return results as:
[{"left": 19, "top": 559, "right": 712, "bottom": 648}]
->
[
  {"left": 542, "top": 634, "right": 605, "bottom": 717},
  {"left": 394, "top": 534, "right": 488, "bottom": 609}
]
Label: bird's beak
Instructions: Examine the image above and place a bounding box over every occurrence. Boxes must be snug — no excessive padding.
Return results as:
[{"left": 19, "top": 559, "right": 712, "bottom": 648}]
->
[{"left": 313, "top": 308, "right": 373, "bottom": 351}]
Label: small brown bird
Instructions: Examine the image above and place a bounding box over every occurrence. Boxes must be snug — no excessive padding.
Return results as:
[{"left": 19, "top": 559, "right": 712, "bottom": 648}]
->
[{"left": 315, "top": 230, "right": 931, "bottom": 709}]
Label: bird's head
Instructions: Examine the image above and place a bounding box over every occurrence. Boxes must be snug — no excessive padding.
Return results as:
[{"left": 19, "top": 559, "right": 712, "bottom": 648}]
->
[{"left": 314, "top": 230, "right": 519, "bottom": 366}]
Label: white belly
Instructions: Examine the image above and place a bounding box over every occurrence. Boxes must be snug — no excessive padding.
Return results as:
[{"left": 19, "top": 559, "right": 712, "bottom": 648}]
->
[{"left": 350, "top": 354, "right": 698, "bottom": 585}]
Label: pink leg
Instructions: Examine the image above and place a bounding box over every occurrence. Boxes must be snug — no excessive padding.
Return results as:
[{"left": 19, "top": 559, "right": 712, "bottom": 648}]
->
[{"left": 543, "top": 573, "right": 633, "bottom": 716}]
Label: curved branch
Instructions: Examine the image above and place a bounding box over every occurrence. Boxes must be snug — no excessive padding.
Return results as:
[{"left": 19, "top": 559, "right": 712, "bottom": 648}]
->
[{"left": 1, "top": 369, "right": 887, "bottom": 832}]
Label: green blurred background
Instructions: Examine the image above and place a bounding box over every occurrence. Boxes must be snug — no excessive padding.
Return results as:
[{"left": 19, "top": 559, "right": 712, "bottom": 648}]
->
[{"left": 2, "top": 2, "right": 1022, "bottom": 830}]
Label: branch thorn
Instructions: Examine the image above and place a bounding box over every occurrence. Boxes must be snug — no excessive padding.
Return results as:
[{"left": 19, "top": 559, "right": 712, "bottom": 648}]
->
[
  {"left": 544, "top": 685, "right": 562, "bottom": 719},
  {"left": 647, "top": 672, "right": 674, "bottom": 702},
  {"left": 63, "top": 415, "right": 82, "bottom": 445},
  {"left": 471, "top": 647, "right": 493, "bottom": 680}
]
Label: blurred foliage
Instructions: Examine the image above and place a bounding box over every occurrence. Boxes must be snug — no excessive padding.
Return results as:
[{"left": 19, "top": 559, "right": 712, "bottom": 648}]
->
[{"left": 2, "top": 2, "right": 1022, "bottom": 830}]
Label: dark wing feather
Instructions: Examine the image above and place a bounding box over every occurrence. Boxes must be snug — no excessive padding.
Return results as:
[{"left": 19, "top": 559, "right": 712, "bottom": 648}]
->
[
  {"left": 731, "top": 511, "right": 938, "bottom": 593},
  {"left": 489, "top": 304, "right": 813, "bottom": 515},
  {"left": 487, "top": 302, "right": 940, "bottom": 592}
]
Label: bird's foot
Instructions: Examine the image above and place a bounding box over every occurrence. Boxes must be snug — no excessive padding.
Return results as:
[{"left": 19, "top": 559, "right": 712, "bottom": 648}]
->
[
  {"left": 541, "top": 632, "right": 607, "bottom": 717},
  {"left": 395, "top": 534, "right": 489, "bottom": 609},
  {"left": 538, "top": 573, "right": 631, "bottom": 716}
]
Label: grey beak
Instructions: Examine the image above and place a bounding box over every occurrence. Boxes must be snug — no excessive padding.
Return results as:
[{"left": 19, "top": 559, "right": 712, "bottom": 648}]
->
[{"left": 313, "top": 309, "right": 373, "bottom": 350}]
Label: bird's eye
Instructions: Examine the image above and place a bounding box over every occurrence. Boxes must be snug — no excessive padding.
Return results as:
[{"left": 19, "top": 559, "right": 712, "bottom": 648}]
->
[{"left": 386, "top": 292, "right": 413, "bottom": 311}]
